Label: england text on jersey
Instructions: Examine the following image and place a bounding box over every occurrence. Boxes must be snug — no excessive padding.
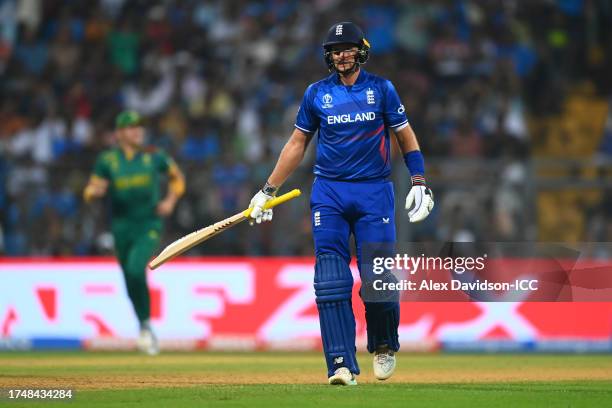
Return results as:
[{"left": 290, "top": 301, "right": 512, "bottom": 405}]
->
[{"left": 327, "top": 112, "right": 376, "bottom": 125}]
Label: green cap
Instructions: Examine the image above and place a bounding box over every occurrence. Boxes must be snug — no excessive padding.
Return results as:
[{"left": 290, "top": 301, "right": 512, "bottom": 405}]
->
[{"left": 115, "top": 110, "right": 143, "bottom": 129}]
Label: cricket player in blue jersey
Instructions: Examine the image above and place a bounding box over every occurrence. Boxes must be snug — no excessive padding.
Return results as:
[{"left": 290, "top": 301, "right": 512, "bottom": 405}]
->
[{"left": 249, "top": 22, "right": 434, "bottom": 385}]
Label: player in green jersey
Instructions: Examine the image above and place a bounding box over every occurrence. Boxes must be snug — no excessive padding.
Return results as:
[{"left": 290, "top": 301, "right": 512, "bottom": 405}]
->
[{"left": 83, "top": 110, "right": 185, "bottom": 355}]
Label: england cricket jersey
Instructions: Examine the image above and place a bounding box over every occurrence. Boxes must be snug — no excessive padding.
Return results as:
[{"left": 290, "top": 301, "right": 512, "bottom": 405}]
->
[{"left": 295, "top": 69, "right": 409, "bottom": 181}]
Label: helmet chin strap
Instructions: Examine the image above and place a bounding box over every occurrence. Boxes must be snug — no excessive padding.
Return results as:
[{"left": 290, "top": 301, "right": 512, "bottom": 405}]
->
[{"left": 335, "top": 62, "right": 359, "bottom": 77}]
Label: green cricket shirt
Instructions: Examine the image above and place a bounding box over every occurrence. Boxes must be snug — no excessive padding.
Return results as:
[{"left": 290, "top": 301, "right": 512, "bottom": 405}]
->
[{"left": 93, "top": 147, "right": 175, "bottom": 229}]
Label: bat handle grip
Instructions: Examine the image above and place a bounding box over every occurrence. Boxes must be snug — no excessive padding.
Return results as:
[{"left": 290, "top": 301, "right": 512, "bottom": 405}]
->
[{"left": 242, "top": 189, "right": 302, "bottom": 217}]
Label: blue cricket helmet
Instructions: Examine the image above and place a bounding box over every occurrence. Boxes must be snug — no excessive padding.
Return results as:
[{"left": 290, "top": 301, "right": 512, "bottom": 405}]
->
[{"left": 322, "top": 22, "right": 370, "bottom": 72}]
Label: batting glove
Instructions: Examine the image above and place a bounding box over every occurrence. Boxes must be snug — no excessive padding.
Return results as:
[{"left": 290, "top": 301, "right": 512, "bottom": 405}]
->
[
  {"left": 405, "top": 175, "right": 434, "bottom": 223},
  {"left": 249, "top": 183, "right": 276, "bottom": 226}
]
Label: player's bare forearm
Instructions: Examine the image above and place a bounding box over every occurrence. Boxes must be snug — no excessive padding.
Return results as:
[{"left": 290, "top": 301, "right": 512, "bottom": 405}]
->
[
  {"left": 157, "top": 193, "right": 179, "bottom": 217},
  {"left": 166, "top": 164, "right": 186, "bottom": 202},
  {"left": 267, "top": 128, "right": 312, "bottom": 187},
  {"left": 393, "top": 123, "right": 421, "bottom": 154},
  {"left": 83, "top": 175, "right": 109, "bottom": 203},
  {"left": 158, "top": 164, "right": 185, "bottom": 216},
  {"left": 161, "top": 191, "right": 180, "bottom": 206}
]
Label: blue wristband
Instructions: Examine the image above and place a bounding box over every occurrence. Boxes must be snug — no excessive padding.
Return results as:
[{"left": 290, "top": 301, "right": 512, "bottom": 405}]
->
[
  {"left": 403, "top": 150, "right": 426, "bottom": 186},
  {"left": 403, "top": 150, "right": 425, "bottom": 175}
]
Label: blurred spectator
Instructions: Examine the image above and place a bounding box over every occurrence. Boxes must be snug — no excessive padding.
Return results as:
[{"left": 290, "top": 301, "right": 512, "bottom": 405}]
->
[
  {"left": 450, "top": 119, "right": 483, "bottom": 157},
  {"left": 14, "top": 26, "right": 48, "bottom": 75},
  {"left": 107, "top": 17, "right": 139, "bottom": 75},
  {"left": 17, "top": 0, "right": 42, "bottom": 33}
]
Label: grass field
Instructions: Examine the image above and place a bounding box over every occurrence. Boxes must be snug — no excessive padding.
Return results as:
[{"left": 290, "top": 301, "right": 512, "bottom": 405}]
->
[{"left": 1, "top": 352, "right": 612, "bottom": 407}]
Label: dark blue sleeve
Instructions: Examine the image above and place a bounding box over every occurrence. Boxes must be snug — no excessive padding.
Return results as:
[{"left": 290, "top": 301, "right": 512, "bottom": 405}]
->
[
  {"left": 295, "top": 84, "right": 319, "bottom": 133},
  {"left": 382, "top": 80, "right": 409, "bottom": 130}
]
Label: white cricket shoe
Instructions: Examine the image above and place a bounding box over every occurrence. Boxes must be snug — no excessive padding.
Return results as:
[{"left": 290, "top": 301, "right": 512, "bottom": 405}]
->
[
  {"left": 328, "top": 367, "right": 357, "bottom": 386},
  {"left": 137, "top": 329, "right": 159, "bottom": 356},
  {"left": 373, "top": 346, "right": 396, "bottom": 380}
]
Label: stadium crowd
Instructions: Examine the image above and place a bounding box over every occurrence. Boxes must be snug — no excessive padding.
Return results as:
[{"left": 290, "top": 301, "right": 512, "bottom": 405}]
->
[{"left": 0, "top": 0, "right": 610, "bottom": 256}]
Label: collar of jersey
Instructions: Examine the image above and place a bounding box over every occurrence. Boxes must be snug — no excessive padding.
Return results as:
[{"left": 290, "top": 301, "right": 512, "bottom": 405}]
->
[
  {"left": 332, "top": 69, "right": 368, "bottom": 86},
  {"left": 119, "top": 147, "right": 140, "bottom": 161}
]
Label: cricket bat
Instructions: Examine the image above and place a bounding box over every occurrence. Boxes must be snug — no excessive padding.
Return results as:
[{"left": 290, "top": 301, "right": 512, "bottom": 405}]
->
[{"left": 149, "top": 189, "right": 301, "bottom": 269}]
